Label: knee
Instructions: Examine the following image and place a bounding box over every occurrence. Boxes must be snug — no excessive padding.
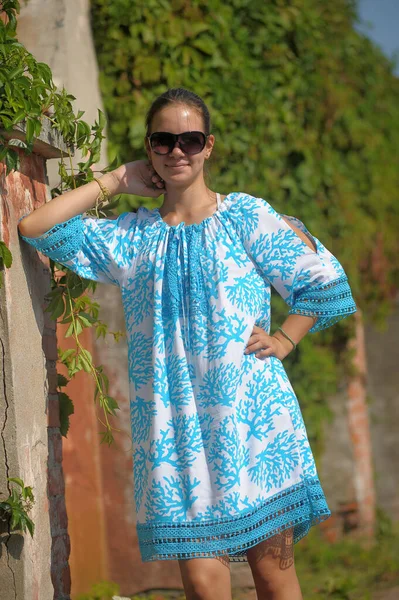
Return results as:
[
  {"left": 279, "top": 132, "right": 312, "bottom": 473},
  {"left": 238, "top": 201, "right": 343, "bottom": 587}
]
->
[
  {"left": 179, "top": 558, "right": 230, "bottom": 600},
  {"left": 184, "top": 571, "right": 219, "bottom": 599},
  {"left": 250, "top": 557, "right": 299, "bottom": 594}
]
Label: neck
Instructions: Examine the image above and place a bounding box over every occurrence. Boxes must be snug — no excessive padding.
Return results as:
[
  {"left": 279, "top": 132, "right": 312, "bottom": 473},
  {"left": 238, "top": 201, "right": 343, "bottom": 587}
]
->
[{"left": 160, "top": 178, "right": 216, "bottom": 219}]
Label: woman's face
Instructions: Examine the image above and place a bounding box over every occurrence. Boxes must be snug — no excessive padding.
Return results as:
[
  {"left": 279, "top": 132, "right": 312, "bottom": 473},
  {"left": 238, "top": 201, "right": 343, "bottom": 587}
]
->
[{"left": 145, "top": 104, "right": 214, "bottom": 189}]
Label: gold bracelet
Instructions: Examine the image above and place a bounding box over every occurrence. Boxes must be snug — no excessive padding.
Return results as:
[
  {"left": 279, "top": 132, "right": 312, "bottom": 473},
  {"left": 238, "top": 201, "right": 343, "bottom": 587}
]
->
[
  {"left": 93, "top": 177, "right": 111, "bottom": 210},
  {"left": 275, "top": 326, "right": 297, "bottom": 351}
]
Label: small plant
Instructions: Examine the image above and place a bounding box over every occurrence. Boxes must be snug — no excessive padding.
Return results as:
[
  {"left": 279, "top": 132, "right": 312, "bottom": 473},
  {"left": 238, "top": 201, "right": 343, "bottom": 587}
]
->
[
  {"left": 0, "top": 476, "right": 35, "bottom": 537},
  {"left": 76, "top": 580, "right": 120, "bottom": 600}
]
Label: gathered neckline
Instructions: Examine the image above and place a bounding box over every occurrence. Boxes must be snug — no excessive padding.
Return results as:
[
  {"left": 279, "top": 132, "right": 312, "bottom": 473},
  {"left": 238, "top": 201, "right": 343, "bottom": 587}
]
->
[{"left": 152, "top": 192, "right": 233, "bottom": 231}]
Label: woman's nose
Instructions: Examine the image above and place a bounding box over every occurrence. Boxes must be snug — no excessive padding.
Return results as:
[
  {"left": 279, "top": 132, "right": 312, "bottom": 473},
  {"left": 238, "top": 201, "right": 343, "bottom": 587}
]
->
[{"left": 169, "top": 142, "right": 185, "bottom": 156}]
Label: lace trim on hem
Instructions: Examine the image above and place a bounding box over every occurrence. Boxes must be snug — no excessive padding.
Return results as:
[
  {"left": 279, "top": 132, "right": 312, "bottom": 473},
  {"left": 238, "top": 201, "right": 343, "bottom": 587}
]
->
[
  {"left": 140, "top": 511, "right": 330, "bottom": 562},
  {"left": 290, "top": 274, "right": 357, "bottom": 333},
  {"left": 137, "top": 477, "right": 330, "bottom": 562},
  {"left": 18, "top": 213, "right": 84, "bottom": 262}
]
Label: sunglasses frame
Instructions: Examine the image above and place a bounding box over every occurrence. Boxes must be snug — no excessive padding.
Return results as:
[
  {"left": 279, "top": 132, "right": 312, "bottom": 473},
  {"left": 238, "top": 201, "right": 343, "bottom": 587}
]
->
[{"left": 147, "top": 130, "right": 209, "bottom": 155}]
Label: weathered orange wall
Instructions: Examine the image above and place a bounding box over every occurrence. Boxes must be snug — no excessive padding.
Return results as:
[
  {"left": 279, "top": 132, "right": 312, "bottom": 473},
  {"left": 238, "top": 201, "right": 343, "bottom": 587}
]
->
[{"left": 58, "top": 324, "right": 110, "bottom": 598}]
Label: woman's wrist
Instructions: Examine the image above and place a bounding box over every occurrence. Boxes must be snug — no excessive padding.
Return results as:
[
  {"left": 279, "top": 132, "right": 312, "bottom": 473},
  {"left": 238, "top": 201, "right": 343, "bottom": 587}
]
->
[
  {"left": 272, "top": 331, "right": 294, "bottom": 360},
  {"left": 98, "top": 170, "right": 122, "bottom": 197}
]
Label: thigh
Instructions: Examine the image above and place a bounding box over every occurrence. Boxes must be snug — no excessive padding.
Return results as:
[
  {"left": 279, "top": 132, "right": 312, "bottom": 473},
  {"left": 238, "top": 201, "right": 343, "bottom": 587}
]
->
[{"left": 178, "top": 553, "right": 231, "bottom": 600}]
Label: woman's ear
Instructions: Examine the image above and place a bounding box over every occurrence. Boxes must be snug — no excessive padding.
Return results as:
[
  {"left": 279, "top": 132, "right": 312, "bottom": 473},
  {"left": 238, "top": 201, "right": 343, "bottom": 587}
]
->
[{"left": 205, "top": 134, "right": 215, "bottom": 159}]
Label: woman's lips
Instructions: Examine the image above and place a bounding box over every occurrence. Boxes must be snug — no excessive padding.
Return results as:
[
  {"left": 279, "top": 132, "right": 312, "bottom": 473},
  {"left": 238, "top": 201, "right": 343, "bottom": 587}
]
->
[{"left": 166, "top": 164, "right": 188, "bottom": 168}]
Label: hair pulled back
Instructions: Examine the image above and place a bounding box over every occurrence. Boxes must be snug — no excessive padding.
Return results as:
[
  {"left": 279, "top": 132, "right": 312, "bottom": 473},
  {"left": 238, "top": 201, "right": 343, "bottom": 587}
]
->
[{"left": 145, "top": 87, "right": 211, "bottom": 136}]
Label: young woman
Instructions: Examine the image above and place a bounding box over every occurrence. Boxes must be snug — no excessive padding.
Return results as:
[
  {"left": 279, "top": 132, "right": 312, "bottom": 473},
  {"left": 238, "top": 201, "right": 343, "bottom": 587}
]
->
[{"left": 18, "top": 87, "right": 357, "bottom": 600}]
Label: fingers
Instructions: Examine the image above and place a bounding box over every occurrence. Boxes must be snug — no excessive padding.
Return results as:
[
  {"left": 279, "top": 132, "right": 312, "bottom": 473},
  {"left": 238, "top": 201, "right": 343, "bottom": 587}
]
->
[
  {"left": 151, "top": 174, "right": 165, "bottom": 188},
  {"left": 244, "top": 339, "right": 273, "bottom": 356},
  {"left": 245, "top": 330, "right": 275, "bottom": 359},
  {"left": 147, "top": 161, "right": 165, "bottom": 189}
]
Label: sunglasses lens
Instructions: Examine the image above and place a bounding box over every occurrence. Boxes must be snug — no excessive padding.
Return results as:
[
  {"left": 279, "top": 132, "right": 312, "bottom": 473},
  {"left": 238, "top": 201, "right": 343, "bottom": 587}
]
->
[
  {"left": 150, "top": 133, "right": 174, "bottom": 154},
  {"left": 149, "top": 132, "right": 207, "bottom": 155},
  {"left": 179, "top": 132, "right": 206, "bottom": 155}
]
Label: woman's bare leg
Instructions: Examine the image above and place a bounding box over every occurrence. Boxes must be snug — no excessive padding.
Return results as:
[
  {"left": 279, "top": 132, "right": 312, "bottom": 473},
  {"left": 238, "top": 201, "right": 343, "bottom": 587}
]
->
[
  {"left": 246, "top": 528, "right": 303, "bottom": 600},
  {"left": 178, "top": 553, "right": 232, "bottom": 600}
]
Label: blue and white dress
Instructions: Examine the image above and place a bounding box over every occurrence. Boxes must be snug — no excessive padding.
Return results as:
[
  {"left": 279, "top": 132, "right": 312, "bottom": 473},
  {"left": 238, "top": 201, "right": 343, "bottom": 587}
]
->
[{"left": 19, "top": 191, "right": 357, "bottom": 562}]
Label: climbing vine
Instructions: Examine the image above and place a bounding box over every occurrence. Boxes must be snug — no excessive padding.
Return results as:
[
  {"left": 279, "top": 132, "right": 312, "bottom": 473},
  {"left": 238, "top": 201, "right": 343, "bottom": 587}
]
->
[
  {"left": 90, "top": 0, "right": 399, "bottom": 452},
  {"left": 0, "top": 0, "right": 123, "bottom": 444}
]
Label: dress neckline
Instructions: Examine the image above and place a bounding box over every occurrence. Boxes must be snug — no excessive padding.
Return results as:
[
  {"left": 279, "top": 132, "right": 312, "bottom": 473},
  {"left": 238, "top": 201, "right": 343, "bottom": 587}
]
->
[{"left": 153, "top": 192, "right": 230, "bottom": 231}]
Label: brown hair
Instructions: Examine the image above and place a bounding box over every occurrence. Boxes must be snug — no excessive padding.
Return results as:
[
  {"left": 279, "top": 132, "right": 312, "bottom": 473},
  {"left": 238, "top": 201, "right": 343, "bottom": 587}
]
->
[{"left": 145, "top": 87, "right": 211, "bottom": 136}]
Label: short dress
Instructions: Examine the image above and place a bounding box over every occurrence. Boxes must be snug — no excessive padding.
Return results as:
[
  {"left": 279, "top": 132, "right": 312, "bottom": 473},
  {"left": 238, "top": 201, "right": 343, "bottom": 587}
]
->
[{"left": 18, "top": 191, "right": 357, "bottom": 562}]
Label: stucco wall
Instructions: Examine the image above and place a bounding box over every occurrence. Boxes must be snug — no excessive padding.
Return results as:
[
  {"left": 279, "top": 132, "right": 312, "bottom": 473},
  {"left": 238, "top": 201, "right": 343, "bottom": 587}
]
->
[
  {"left": 0, "top": 148, "right": 61, "bottom": 600},
  {"left": 17, "top": 0, "right": 109, "bottom": 186}
]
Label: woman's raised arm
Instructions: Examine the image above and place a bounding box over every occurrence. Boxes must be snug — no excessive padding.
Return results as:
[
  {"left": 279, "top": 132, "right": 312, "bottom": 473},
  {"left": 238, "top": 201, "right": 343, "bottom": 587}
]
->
[{"left": 17, "top": 160, "right": 165, "bottom": 238}]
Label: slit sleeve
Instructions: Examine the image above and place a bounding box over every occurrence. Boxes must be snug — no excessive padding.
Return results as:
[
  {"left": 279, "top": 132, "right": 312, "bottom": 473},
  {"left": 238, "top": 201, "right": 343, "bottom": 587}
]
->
[{"left": 227, "top": 193, "right": 357, "bottom": 333}]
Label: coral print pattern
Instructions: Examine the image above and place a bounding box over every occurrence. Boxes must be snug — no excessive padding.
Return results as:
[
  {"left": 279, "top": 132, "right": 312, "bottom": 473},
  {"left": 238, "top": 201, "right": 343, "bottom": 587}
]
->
[{"left": 19, "top": 192, "right": 357, "bottom": 562}]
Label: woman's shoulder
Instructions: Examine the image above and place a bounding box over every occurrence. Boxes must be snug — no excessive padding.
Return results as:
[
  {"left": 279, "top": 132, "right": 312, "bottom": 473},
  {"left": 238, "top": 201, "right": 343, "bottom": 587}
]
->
[{"left": 223, "top": 191, "right": 276, "bottom": 216}]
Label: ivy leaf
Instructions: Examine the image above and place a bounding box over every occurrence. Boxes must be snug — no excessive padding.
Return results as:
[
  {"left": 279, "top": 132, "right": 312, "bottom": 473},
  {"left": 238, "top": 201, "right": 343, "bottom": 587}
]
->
[
  {"left": 0, "top": 241, "right": 13, "bottom": 268},
  {"left": 7, "top": 477, "right": 24, "bottom": 489},
  {"left": 57, "top": 372, "right": 70, "bottom": 387},
  {"left": 10, "top": 507, "right": 22, "bottom": 530},
  {"left": 25, "top": 514, "right": 35, "bottom": 537},
  {"left": 59, "top": 392, "right": 75, "bottom": 437},
  {"left": 104, "top": 395, "right": 119, "bottom": 416},
  {"left": 95, "top": 323, "right": 107, "bottom": 339},
  {"left": 4, "top": 148, "right": 19, "bottom": 172},
  {"left": 191, "top": 36, "right": 215, "bottom": 56},
  {"left": 21, "top": 486, "right": 34, "bottom": 502},
  {"left": 65, "top": 322, "right": 74, "bottom": 338},
  {"left": 99, "top": 430, "right": 114, "bottom": 446},
  {"left": 25, "top": 117, "right": 35, "bottom": 143},
  {"left": 98, "top": 109, "right": 106, "bottom": 130},
  {"left": 45, "top": 294, "right": 65, "bottom": 320},
  {"left": 7, "top": 138, "right": 27, "bottom": 149},
  {"left": 59, "top": 348, "right": 75, "bottom": 363},
  {"left": 36, "top": 62, "right": 52, "bottom": 86}
]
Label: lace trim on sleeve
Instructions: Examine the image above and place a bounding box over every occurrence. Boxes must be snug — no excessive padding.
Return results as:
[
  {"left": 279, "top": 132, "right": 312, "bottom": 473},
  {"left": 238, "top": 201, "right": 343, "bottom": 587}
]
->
[
  {"left": 289, "top": 274, "right": 357, "bottom": 333},
  {"left": 18, "top": 213, "right": 84, "bottom": 262}
]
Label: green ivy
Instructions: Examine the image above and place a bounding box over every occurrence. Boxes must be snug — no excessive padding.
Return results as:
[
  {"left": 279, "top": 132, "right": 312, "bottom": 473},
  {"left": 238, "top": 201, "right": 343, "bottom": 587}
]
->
[
  {"left": 90, "top": 0, "right": 399, "bottom": 320},
  {"left": 1, "top": 0, "right": 126, "bottom": 444},
  {"left": 88, "top": 0, "right": 399, "bottom": 450}
]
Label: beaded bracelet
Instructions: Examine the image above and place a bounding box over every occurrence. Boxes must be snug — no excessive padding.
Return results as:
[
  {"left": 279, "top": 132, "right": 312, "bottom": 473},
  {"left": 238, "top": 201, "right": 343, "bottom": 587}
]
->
[
  {"left": 93, "top": 177, "right": 111, "bottom": 211},
  {"left": 275, "top": 326, "right": 297, "bottom": 351}
]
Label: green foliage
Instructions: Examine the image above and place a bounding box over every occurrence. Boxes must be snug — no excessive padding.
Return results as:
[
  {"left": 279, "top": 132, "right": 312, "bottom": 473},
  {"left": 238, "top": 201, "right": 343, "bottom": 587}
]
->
[
  {"left": 90, "top": 0, "right": 399, "bottom": 322},
  {"left": 0, "top": 239, "right": 13, "bottom": 287},
  {"left": 293, "top": 511, "right": 399, "bottom": 599},
  {"left": 0, "top": 0, "right": 100, "bottom": 171},
  {"left": 58, "top": 387, "right": 75, "bottom": 438},
  {"left": 90, "top": 0, "right": 399, "bottom": 449},
  {"left": 1, "top": 0, "right": 126, "bottom": 444},
  {"left": 0, "top": 476, "right": 35, "bottom": 537},
  {"left": 76, "top": 581, "right": 120, "bottom": 600}
]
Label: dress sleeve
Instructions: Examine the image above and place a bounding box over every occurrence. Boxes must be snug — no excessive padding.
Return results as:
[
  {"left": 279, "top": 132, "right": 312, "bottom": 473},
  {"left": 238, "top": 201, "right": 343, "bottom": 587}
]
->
[
  {"left": 18, "top": 211, "right": 135, "bottom": 287},
  {"left": 227, "top": 193, "right": 357, "bottom": 333}
]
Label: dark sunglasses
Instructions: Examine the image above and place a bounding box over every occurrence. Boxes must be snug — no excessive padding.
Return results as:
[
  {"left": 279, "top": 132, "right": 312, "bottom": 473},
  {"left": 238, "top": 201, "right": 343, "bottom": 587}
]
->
[{"left": 147, "top": 131, "right": 209, "bottom": 155}]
